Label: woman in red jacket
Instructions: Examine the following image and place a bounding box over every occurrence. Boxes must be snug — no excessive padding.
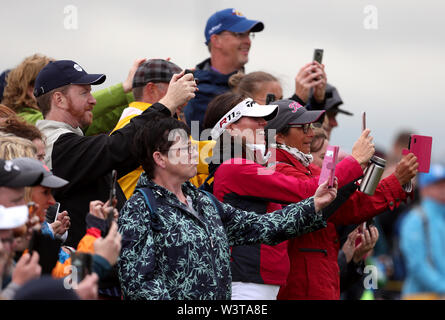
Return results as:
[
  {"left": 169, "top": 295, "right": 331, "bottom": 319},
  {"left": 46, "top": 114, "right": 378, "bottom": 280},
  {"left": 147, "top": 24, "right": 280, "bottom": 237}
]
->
[
  {"left": 265, "top": 99, "right": 419, "bottom": 300},
  {"left": 202, "top": 92, "right": 374, "bottom": 300}
]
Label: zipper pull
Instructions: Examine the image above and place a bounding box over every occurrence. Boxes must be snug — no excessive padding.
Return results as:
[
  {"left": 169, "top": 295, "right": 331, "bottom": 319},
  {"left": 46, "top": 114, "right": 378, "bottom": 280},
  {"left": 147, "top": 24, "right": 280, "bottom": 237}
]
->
[{"left": 210, "top": 236, "right": 214, "bottom": 248}]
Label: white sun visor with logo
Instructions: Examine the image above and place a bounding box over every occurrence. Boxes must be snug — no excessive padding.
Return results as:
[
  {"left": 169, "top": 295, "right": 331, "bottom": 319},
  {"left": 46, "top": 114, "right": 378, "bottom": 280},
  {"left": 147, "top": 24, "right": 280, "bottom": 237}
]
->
[{"left": 210, "top": 98, "right": 279, "bottom": 140}]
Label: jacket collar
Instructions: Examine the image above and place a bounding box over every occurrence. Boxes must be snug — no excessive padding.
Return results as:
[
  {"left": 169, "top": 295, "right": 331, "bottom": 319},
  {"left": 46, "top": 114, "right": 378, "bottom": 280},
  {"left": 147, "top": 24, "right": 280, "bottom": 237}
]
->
[
  {"left": 128, "top": 101, "right": 152, "bottom": 111},
  {"left": 270, "top": 147, "right": 320, "bottom": 176},
  {"left": 137, "top": 173, "right": 201, "bottom": 211},
  {"left": 196, "top": 58, "right": 245, "bottom": 75},
  {"left": 36, "top": 119, "right": 84, "bottom": 136}
]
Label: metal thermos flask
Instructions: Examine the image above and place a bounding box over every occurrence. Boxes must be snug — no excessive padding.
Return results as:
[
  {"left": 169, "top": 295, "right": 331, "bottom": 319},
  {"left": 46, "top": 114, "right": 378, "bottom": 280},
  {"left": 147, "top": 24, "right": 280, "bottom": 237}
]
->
[{"left": 359, "top": 156, "right": 386, "bottom": 196}]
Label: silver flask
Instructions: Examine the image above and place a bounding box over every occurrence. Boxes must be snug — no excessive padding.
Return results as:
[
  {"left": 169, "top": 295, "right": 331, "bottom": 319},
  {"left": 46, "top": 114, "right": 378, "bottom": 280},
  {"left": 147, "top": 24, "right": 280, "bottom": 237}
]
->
[{"left": 359, "top": 156, "right": 386, "bottom": 196}]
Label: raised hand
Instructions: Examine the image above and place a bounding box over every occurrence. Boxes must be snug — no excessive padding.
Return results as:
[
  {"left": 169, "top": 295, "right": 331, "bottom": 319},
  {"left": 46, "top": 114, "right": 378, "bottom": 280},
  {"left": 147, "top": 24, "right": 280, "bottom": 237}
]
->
[
  {"left": 12, "top": 251, "right": 42, "bottom": 285},
  {"left": 74, "top": 273, "right": 99, "bottom": 300},
  {"left": 93, "top": 221, "right": 122, "bottom": 266},
  {"left": 314, "top": 178, "right": 338, "bottom": 212},
  {"left": 122, "top": 58, "right": 147, "bottom": 93},
  {"left": 294, "top": 61, "right": 326, "bottom": 103},
  {"left": 159, "top": 71, "right": 197, "bottom": 115},
  {"left": 351, "top": 129, "right": 375, "bottom": 169},
  {"left": 353, "top": 223, "right": 379, "bottom": 263},
  {"left": 393, "top": 153, "right": 418, "bottom": 186}
]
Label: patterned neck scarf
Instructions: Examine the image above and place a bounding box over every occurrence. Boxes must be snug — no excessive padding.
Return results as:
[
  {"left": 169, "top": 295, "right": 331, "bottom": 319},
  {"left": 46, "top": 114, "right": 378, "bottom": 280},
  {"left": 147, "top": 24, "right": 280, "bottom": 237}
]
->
[{"left": 272, "top": 143, "right": 313, "bottom": 167}]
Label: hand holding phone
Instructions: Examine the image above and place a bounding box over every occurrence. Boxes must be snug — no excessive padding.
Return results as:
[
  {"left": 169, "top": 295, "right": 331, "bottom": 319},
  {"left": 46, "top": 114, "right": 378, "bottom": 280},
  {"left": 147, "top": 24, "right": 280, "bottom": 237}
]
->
[
  {"left": 28, "top": 230, "right": 62, "bottom": 274},
  {"left": 402, "top": 134, "right": 432, "bottom": 173},
  {"left": 53, "top": 202, "right": 61, "bottom": 222},
  {"left": 71, "top": 252, "right": 93, "bottom": 282},
  {"left": 319, "top": 145, "right": 339, "bottom": 187},
  {"left": 103, "top": 170, "right": 118, "bottom": 236},
  {"left": 109, "top": 170, "right": 117, "bottom": 205},
  {"left": 366, "top": 218, "right": 374, "bottom": 231},
  {"left": 184, "top": 69, "right": 198, "bottom": 84},
  {"left": 313, "top": 49, "right": 324, "bottom": 64}
]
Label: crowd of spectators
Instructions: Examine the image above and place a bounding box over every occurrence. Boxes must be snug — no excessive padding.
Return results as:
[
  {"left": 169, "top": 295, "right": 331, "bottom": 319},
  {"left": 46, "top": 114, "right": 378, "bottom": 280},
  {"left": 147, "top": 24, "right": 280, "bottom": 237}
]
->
[{"left": 1, "top": 8, "right": 441, "bottom": 301}]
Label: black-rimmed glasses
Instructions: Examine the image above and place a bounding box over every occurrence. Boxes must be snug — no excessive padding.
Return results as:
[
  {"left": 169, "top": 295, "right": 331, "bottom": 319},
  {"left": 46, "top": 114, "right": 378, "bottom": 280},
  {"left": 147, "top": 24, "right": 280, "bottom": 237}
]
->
[
  {"left": 288, "top": 122, "right": 321, "bottom": 134},
  {"left": 162, "top": 144, "right": 198, "bottom": 155}
]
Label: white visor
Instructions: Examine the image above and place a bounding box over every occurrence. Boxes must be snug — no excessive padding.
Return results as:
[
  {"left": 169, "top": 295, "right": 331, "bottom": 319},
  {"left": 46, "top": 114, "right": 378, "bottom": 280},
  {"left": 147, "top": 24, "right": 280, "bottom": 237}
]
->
[
  {"left": 210, "top": 98, "right": 278, "bottom": 140},
  {"left": 0, "top": 205, "right": 28, "bottom": 230}
]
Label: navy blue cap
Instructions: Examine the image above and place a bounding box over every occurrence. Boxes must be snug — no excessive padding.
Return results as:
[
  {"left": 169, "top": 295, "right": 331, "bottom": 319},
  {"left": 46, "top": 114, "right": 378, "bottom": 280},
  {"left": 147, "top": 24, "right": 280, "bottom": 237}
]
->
[
  {"left": 205, "top": 8, "right": 264, "bottom": 44},
  {"left": 33, "top": 60, "right": 106, "bottom": 97}
]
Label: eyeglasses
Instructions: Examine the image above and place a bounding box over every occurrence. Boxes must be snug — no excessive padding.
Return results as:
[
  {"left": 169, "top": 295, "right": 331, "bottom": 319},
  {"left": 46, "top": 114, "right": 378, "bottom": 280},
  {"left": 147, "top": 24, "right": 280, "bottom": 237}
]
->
[
  {"left": 221, "top": 31, "right": 255, "bottom": 40},
  {"left": 288, "top": 122, "right": 321, "bottom": 134},
  {"left": 163, "top": 144, "right": 198, "bottom": 155}
]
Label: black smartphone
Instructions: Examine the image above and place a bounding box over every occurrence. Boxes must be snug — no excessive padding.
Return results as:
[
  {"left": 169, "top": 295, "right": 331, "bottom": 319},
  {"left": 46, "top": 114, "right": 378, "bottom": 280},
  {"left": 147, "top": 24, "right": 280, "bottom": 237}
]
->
[
  {"left": 184, "top": 69, "right": 198, "bottom": 85},
  {"left": 366, "top": 218, "right": 375, "bottom": 231},
  {"left": 45, "top": 202, "right": 59, "bottom": 223},
  {"left": 71, "top": 252, "right": 93, "bottom": 282},
  {"left": 28, "top": 230, "right": 62, "bottom": 274},
  {"left": 103, "top": 170, "right": 118, "bottom": 236},
  {"left": 313, "top": 49, "right": 324, "bottom": 64},
  {"left": 109, "top": 170, "right": 117, "bottom": 205},
  {"left": 265, "top": 93, "right": 276, "bottom": 104}
]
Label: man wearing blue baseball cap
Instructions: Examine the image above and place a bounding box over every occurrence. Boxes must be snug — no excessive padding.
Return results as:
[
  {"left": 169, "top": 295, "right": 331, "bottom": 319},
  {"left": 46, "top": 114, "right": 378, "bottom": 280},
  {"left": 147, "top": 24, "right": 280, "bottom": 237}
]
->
[
  {"left": 399, "top": 164, "right": 445, "bottom": 299},
  {"left": 184, "top": 8, "right": 264, "bottom": 138},
  {"left": 34, "top": 60, "right": 197, "bottom": 248}
]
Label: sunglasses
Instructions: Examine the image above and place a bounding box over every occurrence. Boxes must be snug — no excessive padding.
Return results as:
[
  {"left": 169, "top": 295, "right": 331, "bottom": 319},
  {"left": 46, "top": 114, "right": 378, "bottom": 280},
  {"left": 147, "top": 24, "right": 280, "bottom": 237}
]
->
[{"left": 288, "top": 122, "right": 321, "bottom": 134}]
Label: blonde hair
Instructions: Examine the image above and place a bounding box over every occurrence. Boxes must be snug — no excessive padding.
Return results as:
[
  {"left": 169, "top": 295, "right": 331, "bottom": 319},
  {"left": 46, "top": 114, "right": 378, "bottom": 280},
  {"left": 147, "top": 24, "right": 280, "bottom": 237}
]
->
[
  {"left": 0, "top": 133, "right": 37, "bottom": 202},
  {"left": 0, "top": 133, "right": 37, "bottom": 160},
  {"left": 1, "top": 54, "right": 53, "bottom": 112}
]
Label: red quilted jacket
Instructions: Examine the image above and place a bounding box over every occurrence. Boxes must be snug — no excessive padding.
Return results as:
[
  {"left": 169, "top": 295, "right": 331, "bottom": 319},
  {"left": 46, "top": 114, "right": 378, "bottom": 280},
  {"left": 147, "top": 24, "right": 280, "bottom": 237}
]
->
[{"left": 272, "top": 148, "right": 408, "bottom": 300}]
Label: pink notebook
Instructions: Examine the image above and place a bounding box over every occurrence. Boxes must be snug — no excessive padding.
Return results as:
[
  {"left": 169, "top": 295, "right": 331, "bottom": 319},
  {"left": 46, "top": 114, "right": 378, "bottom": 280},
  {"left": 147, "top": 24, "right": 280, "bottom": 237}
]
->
[
  {"left": 318, "top": 145, "right": 339, "bottom": 186},
  {"left": 402, "top": 134, "right": 433, "bottom": 173}
]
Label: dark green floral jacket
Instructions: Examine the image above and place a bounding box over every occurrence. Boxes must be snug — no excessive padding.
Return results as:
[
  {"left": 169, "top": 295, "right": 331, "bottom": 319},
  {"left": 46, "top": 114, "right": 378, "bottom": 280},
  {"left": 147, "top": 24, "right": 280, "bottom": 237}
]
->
[{"left": 117, "top": 173, "right": 327, "bottom": 300}]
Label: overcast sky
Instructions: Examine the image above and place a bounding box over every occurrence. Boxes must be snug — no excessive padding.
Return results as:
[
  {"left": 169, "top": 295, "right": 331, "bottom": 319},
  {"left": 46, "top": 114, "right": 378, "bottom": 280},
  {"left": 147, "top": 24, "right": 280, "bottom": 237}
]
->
[{"left": 1, "top": 0, "right": 444, "bottom": 162}]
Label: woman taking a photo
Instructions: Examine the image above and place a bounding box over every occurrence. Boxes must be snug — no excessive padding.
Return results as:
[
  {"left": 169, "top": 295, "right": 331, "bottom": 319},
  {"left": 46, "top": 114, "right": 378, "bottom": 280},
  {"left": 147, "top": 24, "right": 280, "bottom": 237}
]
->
[
  {"left": 265, "top": 99, "right": 419, "bottom": 300},
  {"left": 203, "top": 92, "right": 374, "bottom": 299}
]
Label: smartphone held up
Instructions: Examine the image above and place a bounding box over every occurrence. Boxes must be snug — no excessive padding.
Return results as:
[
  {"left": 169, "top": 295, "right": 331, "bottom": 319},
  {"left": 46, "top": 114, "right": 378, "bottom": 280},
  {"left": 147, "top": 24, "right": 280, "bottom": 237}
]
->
[{"left": 313, "top": 49, "right": 323, "bottom": 64}]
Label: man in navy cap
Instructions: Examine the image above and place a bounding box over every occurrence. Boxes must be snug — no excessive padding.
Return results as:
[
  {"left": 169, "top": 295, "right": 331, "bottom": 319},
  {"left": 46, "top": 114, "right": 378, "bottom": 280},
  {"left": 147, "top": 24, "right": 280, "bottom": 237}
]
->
[
  {"left": 184, "top": 8, "right": 264, "bottom": 138},
  {"left": 34, "top": 60, "right": 196, "bottom": 247}
]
